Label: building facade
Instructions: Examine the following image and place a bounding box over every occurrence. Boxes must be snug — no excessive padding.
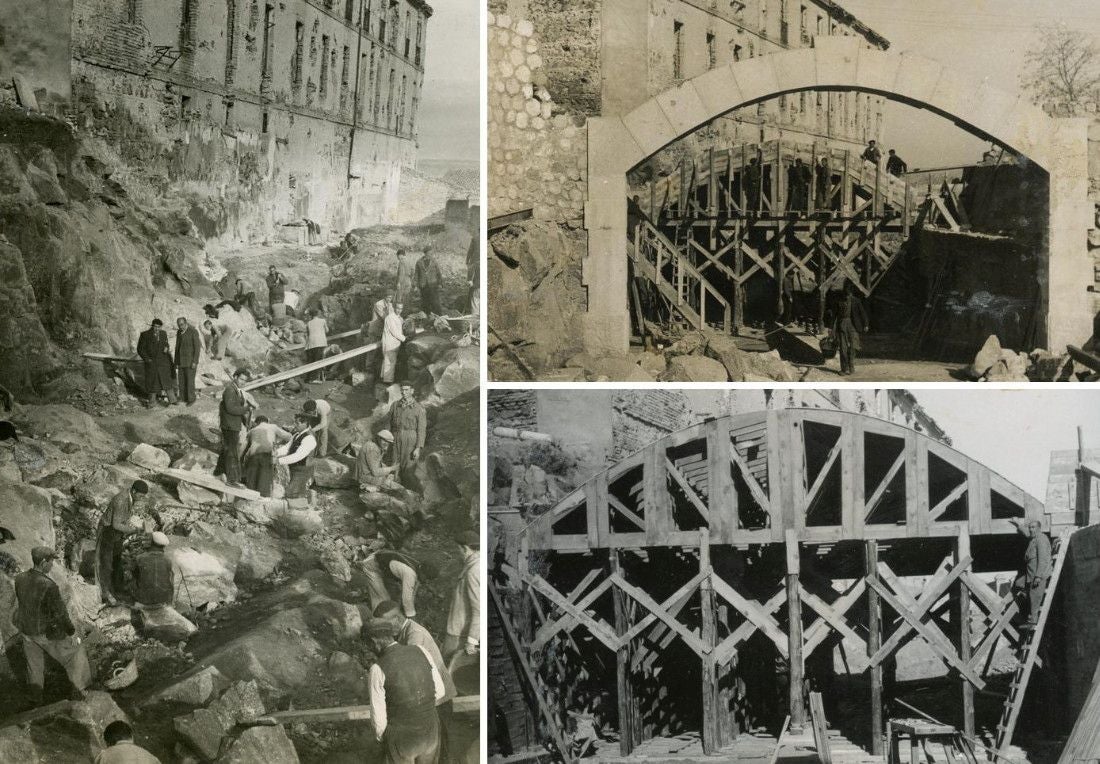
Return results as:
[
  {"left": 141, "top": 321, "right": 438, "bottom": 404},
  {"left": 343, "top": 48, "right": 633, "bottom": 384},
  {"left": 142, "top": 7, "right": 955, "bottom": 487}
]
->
[
  {"left": 488, "top": 0, "right": 888, "bottom": 220},
  {"left": 4, "top": 0, "right": 430, "bottom": 242}
]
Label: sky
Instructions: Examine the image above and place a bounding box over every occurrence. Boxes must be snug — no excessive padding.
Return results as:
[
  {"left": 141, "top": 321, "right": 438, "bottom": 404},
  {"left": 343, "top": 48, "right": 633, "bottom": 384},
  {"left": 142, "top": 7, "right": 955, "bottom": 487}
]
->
[
  {"left": 837, "top": 0, "right": 1100, "bottom": 168},
  {"left": 416, "top": 0, "right": 480, "bottom": 164},
  {"left": 914, "top": 389, "right": 1100, "bottom": 499}
]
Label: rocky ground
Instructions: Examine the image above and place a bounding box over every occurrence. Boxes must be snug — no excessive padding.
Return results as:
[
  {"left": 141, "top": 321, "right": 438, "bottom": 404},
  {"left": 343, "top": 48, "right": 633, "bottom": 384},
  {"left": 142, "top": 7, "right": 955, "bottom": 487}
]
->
[{"left": 0, "top": 108, "right": 480, "bottom": 762}]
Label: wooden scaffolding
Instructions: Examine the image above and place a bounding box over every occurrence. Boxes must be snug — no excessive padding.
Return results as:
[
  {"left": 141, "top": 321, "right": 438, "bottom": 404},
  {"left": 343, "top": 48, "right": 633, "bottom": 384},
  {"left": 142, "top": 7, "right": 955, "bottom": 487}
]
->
[
  {"left": 629, "top": 140, "right": 917, "bottom": 334},
  {"left": 497, "top": 410, "right": 1059, "bottom": 760}
]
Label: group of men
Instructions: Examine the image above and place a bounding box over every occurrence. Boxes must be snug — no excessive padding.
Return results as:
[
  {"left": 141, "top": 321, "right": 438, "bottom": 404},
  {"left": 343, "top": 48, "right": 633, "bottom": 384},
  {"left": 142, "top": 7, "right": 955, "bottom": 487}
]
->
[{"left": 135, "top": 317, "right": 204, "bottom": 408}]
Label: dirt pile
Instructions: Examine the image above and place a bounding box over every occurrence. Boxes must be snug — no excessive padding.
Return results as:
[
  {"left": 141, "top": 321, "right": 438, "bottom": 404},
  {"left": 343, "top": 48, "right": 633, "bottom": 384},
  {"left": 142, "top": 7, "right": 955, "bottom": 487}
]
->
[{"left": 488, "top": 219, "right": 587, "bottom": 377}]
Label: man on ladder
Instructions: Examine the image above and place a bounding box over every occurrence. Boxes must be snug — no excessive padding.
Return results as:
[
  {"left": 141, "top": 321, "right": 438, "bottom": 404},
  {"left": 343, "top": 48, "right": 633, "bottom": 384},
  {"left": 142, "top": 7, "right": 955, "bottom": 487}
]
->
[{"left": 1011, "top": 519, "right": 1051, "bottom": 630}]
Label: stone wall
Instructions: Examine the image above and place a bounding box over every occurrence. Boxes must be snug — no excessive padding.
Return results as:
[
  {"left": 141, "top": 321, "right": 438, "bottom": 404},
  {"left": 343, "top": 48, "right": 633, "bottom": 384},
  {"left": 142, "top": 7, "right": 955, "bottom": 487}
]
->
[
  {"left": 487, "top": 12, "right": 587, "bottom": 223},
  {"left": 486, "top": 390, "right": 538, "bottom": 431},
  {"left": 0, "top": 0, "right": 73, "bottom": 112},
  {"left": 611, "top": 389, "right": 690, "bottom": 460}
]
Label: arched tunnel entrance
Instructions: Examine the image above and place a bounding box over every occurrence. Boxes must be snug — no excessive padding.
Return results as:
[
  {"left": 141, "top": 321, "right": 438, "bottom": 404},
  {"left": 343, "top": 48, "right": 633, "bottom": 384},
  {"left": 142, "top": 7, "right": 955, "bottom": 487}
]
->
[{"left": 583, "top": 38, "right": 1092, "bottom": 362}]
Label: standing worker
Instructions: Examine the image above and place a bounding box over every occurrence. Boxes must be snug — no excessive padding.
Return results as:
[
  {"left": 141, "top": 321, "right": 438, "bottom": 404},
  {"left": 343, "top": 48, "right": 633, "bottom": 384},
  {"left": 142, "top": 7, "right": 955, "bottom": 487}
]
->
[
  {"left": 886, "top": 149, "right": 908, "bottom": 177},
  {"left": 414, "top": 246, "right": 444, "bottom": 316},
  {"left": 389, "top": 383, "right": 426, "bottom": 488},
  {"left": 137, "top": 319, "right": 176, "bottom": 407},
  {"left": 1012, "top": 519, "right": 1052, "bottom": 630},
  {"left": 395, "top": 249, "right": 414, "bottom": 307},
  {"left": 305, "top": 310, "right": 330, "bottom": 381},
  {"left": 174, "top": 317, "right": 203, "bottom": 406},
  {"left": 364, "top": 617, "right": 446, "bottom": 764},
  {"left": 276, "top": 413, "right": 319, "bottom": 498},
  {"left": 242, "top": 415, "right": 292, "bottom": 497},
  {"left": 442, "top": 530, "right": 480, "bottom": 662},
  {"left": 302, "top": 399, "right": 332, "bottom": 458},
  {"left": 14, "top": 546, "right": 91, "bottom": 706},
  {"left": 215, "top": 370, "right": 252, "bottom": 487},
  {"left": 744, "top": 156, "right": 762, "bottom": 214},
  {"left": 861, "top": 139, "right": 882, "bottom": 165},
  {"left": 266, "top": 265, "right": 289, "bottom": 320},
  {"left": 830, "top": 283, "right": 869, "bottom": 377},
  {"left": 97, "top": 480, "right": 149, "bottom": 605},
  {"left": 380, "top": 302, "right": 406, "bottom": 392}
]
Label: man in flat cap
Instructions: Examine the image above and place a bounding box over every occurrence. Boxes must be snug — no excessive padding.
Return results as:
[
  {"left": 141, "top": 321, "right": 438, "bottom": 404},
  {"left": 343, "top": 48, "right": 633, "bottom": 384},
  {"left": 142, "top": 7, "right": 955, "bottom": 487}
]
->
[
  {"left": 137, "top": 318, "right": 176, "bottom": 407},
  {"left": 14, "top": 546, "right": 91, "bottom": 706},
  {"left": 365, "top": 616, "right": 445, "bottom": 764},
  {"left": 443, "top": 530, "right": 480, "bottom": 662}
]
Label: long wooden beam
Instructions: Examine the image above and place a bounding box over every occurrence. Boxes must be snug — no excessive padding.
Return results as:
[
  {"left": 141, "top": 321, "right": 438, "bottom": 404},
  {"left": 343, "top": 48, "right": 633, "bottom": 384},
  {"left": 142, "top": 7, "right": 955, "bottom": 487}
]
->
[
  {"left": 253, "top": 694, "right": 480, "bottom": 725},
  {"left": 158, "top": 467, "right": 261, "bottom": 500},
  {"left": 242, "top": 329, "right": 426, "bottom": 391}
]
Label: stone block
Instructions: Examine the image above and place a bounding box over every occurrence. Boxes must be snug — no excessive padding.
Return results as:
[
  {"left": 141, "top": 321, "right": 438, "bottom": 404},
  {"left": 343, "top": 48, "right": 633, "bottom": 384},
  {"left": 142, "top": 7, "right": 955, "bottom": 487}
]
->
[
  {"left": 894, "top": 53, "right": 945, "bottom": 105},
  {"left": 127, "top": 443, "right": 171, "bottom": 470},
  {"left": 729, "top": 54, "right": 780, "bottom": 105},
  {"left": 770, "top": 47, "right": 817, "bottom": 95},
  {"left": 655, "top": 81, "right": 710, "bottom": 140},
  {"left": 691, "top": 62, "right": 746, "bottom": 117},
  {"left": 621, "top": 98, "right": 679, "bottom": 159},
  {"left": 853, "top": 48, "right": 902, "bottom": 95},
  {"left": 586, "top": 117, "right": 645, "bottom": 179},
  {"left": 812, "top": 37, "right": 861, "bottom": 87}
]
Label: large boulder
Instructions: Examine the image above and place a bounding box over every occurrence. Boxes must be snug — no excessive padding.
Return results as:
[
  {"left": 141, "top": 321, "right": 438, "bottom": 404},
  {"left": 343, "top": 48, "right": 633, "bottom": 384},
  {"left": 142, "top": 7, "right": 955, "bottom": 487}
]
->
[
  {"left": 0, "top": 691, "right": 129, "bottom": 761},
  {"left": 166, "top": 538, "right": 239, "bottom": 613},
  {"left": 428, "top": 345, "right": 480, "bottom": 402},
  {"left": 172, "top": 447, "right": 219, "bottom": 473},
  {"left": 268, "top": 503, "right": 323, "bottom": 538},
  {"left": 144, "top": 665, "right": 232, "bottom": 708},
  {"left": 660, "top": 355, "right": 729, "bottom": 382},
  {"left": 15, "top": 404, "right": 119, "bottom": 458},
  {"left": 174, "top": 680, "right": 266, "bottom": 761},
  {"left": 220, "top": 726, "right": 300, "bottom": 764},
  {"left": 704, "top": 333, "right": 749, "bottom": 380},
  {"left": 312, "top": 457, "right": 355, "bottom": 489},
  {"left": 742, "top": 350, "right": 798, "bottom": 382},
  {"left": 0, "top": 479, "right": 56, "bottom": 569},
  {"left": 127, "top": 443, "right": 171, "bottom": 470},
  {"left": 139, "top": 604, "right": 198, "bottom": 642},
  {"left": 966, "top": 335, "right": 1003, "bottom": 380}
]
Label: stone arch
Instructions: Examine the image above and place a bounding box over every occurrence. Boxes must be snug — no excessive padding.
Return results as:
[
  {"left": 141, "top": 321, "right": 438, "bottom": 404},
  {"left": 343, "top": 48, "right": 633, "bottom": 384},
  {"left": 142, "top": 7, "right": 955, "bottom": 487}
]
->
[{"left": 583, "top": 37, "right": 1092, "bottom": 356}]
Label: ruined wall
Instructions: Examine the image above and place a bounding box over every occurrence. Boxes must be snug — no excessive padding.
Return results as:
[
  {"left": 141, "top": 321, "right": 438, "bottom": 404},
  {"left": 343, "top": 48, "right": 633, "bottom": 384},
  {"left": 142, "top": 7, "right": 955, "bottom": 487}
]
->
[
  {"left": 487, "top": 390, "right": 538, "bottom": 431},
  {"left": 65, "top": 0, "right": 425, "bottom": 243},
  {"left": 487, "top": 12, "right": 587, "bottom": 222},
  {"left": 611, "top": 390, "right": 691, "bottom": 460},
  {"left": 0, "top": 0, "right": 72, "bottom": 111}
]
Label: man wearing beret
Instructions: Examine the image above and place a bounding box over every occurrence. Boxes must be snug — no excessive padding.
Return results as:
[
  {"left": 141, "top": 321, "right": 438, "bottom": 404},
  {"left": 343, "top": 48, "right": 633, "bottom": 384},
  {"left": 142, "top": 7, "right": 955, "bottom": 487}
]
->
[
  {"left": 14, "top": 546, "right": 91, "bottom": 706},
  {"left": 365, "top": 617, "right": 446, "bottom": 763}
]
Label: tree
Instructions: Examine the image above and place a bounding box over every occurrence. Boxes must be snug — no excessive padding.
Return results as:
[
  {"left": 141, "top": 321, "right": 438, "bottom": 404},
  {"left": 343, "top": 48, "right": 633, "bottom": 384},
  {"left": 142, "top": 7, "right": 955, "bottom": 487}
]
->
[{"left": 1021, "top": 25, "right": 1100, "bottom": 108}]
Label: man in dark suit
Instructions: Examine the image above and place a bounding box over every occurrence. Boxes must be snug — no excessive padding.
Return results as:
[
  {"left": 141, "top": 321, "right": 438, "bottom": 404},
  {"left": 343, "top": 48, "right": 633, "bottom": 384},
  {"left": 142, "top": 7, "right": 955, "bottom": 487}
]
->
[
  {"left": 174, "top": 316, "right": 203, "bottom": 406},
  {"left": 137, "top": 318, "right": 176, "bottom": 407},
  {"left": 215, "top": 369, "right": 252, "bottom": 486}
]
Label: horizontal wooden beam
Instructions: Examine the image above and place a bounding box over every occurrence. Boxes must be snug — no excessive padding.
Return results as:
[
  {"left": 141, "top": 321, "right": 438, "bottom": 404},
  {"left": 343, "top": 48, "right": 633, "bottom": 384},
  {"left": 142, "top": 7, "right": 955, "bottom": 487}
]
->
[
  {"left": 158, "top": 467, "right": 261, "bottom": 500},
  {"left": 254, "top": 694, "right": 479, "bottom": 726}
]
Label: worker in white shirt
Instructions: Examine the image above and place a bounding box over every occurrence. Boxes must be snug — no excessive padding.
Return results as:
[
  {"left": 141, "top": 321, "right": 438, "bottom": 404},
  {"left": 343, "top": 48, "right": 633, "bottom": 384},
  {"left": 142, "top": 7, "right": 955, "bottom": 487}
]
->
[
  {"left": 302, "top": 398, "right": 332, "bottom": 457},
  {"left": 363, "top": 292, "right": 394, "bottom": 375},
  {"left": 275, "top": 413, "right": 318, "bottom": 498},
  {"left": 365, "top": 617, "right": 445, "bottom": 764},
  {"left": 304, "top": 310, "right": 329, "bottom": 381},
  {"left": 443, "top": 530, "right": 480, "bottom": 662},
  {"left": 359, "top": 548, "right": 438, "bottom": 619},
  {"left": 380, "top": 302, "right": 406, "bottom": 387}
]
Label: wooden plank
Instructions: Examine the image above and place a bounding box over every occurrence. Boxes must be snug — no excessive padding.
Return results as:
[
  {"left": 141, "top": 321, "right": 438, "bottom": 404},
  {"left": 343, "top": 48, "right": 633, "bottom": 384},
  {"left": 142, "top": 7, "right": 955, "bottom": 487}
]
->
[
  {"left": 869, "top": 557, "right": 967, "bottom": 666},
  {"left": 608, "top": 494, "right": 645, "bottom": 531},
  {"left": 809, "top": 692, "right": 832, "bottom": 764},
  {"left": 666, "top": 456, "right": 710, "bottom": 524},
  {"left": 713, "top": 589, "right": 786, "bottom": 665},
  {"left": 82, "top": 352, "right": 141, "bottom": 362},
  {"left": 930, "top": 481, "right": 968, "bottom": 521},
  {"left": 281, "top": 327, "right": 362, "bottom": 351},
  {"left": 257, "top": 695, "right": 479, "bottom": 725},
  {"left": 159, "top": 468, "right": 261, "bottom": 500},
  {"left": 799, "top": 584, "right": 865, "bottom": 650},
  {"left": 803, "top": 579, "right": 866, "bottom": 657},
  {"left": 708, "top": 419, "right": 736, "bottom": 543},
  {"left": 956, "top": 530, "right": 975, "bottom": 739},
  {"left": 866, "top": 540, "right": 883, "bottom": 755},
  {"left": 526, "top": 574, "right": 619, "bottom": 651},
  {"left": 488, "top": 584, "right": 576, "bottom": 764},
  {"left": 700, "top": 533, "right": 720, "bottom": 753},
  {"left": 611, "top": 550, "right": 635, "bottom": 756},
  {"left": 530, "top": 576, "right": 614, "bottom": 652},
  {"left": 612, "top": 572, "right": 708, "bottom": 658},
  {"left": 241, "top": 329, "right": 425, "bottom": 391},
  {"left": 712, "top": 576, "right": 789, "bottom": 658},
  {"left": 787, "top": 530, "right": 806, "bottom": 727},
  {"left": 865, "top": 450, "right": 905, "bottom": 518}
]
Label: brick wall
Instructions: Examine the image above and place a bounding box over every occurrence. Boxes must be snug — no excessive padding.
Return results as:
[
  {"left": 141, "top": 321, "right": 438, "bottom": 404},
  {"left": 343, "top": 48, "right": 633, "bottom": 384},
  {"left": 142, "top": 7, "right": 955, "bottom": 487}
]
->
[
  {"left": 611, "top": 389, "right": 690, "bottom": 459},
  {"left": 487, "top": 390, "right": 538, "bottom": 431}
]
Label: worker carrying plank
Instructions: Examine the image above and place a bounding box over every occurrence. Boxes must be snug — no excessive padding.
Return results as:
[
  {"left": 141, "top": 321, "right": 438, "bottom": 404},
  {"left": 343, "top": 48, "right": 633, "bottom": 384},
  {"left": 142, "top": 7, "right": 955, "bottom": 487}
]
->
[{"left": 364, "top": 616, "right": 447, "bottom": 764}]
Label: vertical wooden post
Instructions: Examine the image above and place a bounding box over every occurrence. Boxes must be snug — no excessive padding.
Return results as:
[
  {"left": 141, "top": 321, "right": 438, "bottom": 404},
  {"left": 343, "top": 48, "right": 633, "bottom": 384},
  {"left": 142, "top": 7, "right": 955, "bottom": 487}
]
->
[
  {"left": 700, "top": 531, "right": 721, "bottom": 753},
  {"left": 785, "top": 529, "right": 806, "bottom": 728},
  {"left": 865, "top": 539, "right": 883, "bottom": 754},
  {"left": 809, "top": 141, "right": 817, "bottom": 216},
  {"left": 649, "top": 161, "right": 657, "bottom": 223},
  {"left": 611, "top": 548, "right": 635, "bottom": 756},
  {"left": 740, "top": 143, "right": 748, "bottom": 215},
  {"left": 816, "top": 225, "right": 827, "bottom": 330},
  {"left": 734, "top": 221, "right": 745, "bottom": 333},
  {"left": 956, "top": 529, "right": 975, "bottom": 739},
  {"left": 842, "top": 150, "right": 851, "bottom": 215},
  {"left": 776, "top": 138, "right": 785, "bottom": 215}
]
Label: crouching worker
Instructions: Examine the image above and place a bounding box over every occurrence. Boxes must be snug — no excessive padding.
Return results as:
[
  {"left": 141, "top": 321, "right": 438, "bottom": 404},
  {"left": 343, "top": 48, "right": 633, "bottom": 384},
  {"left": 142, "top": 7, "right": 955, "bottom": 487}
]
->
[
  {"left": 95, "top": 720, "right": 160, "bottom": 764},
  {"left": 276, "top": 413, "right": 319, "bottom": 499},
  {"left": 131, "top": 533, "right": 195, "bottom": 642},
  {"left": 358, "top": 548, "right": 438, "bottom": 619},
  {"left": 14, "top": 546, "right": 91, "bottom": 707},
  {"left": 365, "top": 617, "right": 445, "bottom": 764}
]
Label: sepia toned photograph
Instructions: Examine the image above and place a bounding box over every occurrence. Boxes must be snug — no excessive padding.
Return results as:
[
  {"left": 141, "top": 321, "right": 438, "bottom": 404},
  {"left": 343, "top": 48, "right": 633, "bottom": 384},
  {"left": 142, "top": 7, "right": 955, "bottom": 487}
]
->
[
  {"left": 486, "top": 0, "right": 1100, "bottom": 383},
  {"left": 0, "top": 0, "right": 480, "bottom": 760},
  {"left": 488, "top": 388, "right": 1100, "bottom": 762}
]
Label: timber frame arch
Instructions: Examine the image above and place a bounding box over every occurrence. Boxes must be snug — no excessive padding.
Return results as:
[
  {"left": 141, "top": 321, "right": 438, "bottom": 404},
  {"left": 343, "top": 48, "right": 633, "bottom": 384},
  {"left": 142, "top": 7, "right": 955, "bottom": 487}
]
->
[
  {"left": 505, "top": 409, "right": 1049, "bottom": 757},
  {"left": 583, "top": 37, "right": 1092, "bottom": 356}
]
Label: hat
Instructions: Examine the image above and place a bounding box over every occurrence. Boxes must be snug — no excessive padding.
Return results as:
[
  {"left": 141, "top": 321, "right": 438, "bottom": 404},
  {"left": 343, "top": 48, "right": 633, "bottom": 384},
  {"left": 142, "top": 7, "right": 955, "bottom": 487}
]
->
[
  {"left": 131, "top": 480, "right": 149, "bottom": 494},
  {"left": 364, "top": 617, "right": 397, "bottom": 639},
  {"left": 151, "top": 531, "right": 169, "bottom": 547},
  {"left": 151, "top": 318, "right": 163, "bottom": 327},
  {"left": 30, "top": 546, "right": 57, "bottom": 565},
  {"left": 459, "top": 530, "right": 480, "bottom": 549},
  {"left": 377, "top": 429, "right": 395, "bottom": 443}
]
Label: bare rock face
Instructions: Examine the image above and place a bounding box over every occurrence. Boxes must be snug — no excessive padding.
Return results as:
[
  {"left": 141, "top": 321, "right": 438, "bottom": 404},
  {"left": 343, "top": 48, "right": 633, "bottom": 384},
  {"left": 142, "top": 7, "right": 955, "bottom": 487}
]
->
[
  {"left": 0, "top": 236, "right": 58, "bottom": 388},
  {"left": 166, "top": 537, "right": 240, "bottom": 614},
  {"left": 0, "top": 479, "right": 56, "bottom": 569},
  {"left": 427, "top": 345, "right": 480, "bottom": 403}
]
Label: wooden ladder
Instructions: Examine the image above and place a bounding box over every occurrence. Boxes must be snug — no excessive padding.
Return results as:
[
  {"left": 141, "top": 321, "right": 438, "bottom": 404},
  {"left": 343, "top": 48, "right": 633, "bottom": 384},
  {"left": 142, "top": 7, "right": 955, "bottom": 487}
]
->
[{"left": 993, "top": 532, "right": 1072, "bottom": 757}]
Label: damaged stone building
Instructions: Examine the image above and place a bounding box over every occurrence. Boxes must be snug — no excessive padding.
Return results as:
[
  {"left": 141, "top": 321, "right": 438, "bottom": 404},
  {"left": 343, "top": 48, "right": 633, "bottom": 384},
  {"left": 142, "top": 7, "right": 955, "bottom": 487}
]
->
[
  {"left": 488, "top": 0, "right": 1096, "bottom": 382},
  {"left": 5, "top": 0, "right": 431, "bottom": 240}
]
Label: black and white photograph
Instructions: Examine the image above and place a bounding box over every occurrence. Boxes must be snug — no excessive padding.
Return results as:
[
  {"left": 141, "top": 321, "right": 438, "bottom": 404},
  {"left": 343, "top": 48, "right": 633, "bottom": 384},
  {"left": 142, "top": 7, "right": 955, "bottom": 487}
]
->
[
  {"left": 488, "top": 388, "right": 1100, "bottom": 763},
  {"left": 486, "top": 0, "right": 1100, "bottom": 383},
  {"left": 0, "top": 0, "right": 480, "bottom": 760}
]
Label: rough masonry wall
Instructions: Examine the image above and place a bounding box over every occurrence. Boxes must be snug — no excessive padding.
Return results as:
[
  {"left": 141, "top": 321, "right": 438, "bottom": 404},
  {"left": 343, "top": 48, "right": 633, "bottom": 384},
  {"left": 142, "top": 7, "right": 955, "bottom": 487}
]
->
[
  {"left": 487, "top": 390, "right": 538, "bottom": 431},
  {"left": 611, "top": 390, "right": 690, "bottom": 460},
  {"left": 0, "top": 0, "right": 73, "bottom": 111},
  {"left": 67, "top": 0, "right": 422, "bottom": 243},
  {"left": 487, "top": 12, "right": 587, "bottom": 223}
]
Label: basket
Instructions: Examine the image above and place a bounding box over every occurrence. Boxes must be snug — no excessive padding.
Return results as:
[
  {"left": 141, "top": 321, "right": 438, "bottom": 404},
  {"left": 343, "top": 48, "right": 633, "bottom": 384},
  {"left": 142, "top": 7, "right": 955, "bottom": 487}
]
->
[{"left": 104, "top": 659, "right": 138, "bottom": 690}]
